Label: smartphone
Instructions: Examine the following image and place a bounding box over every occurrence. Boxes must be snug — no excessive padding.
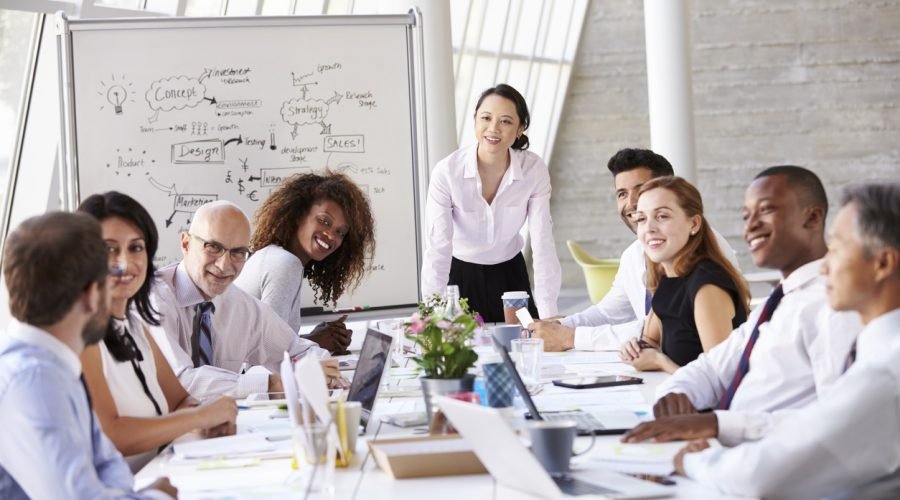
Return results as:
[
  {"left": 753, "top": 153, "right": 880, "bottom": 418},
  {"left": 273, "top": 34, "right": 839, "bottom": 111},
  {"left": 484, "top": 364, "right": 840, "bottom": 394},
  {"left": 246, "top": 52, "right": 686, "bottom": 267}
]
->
[
  {"left": 626, "top": 473, "right": 676, "bottom": 486},
  {"left": 515, "top": 307, "right": 535, "bottom": 328},
  {"left": 551, "top": 375, "right": 643, "bottom": 389}
]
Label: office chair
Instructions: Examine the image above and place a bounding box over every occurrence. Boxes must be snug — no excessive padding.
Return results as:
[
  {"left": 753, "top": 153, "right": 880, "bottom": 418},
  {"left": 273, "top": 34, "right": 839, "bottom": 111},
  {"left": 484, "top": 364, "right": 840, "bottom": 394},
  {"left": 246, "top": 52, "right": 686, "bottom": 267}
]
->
[{"left": 566, "top": 240, "right": 619, "bottom": 304}]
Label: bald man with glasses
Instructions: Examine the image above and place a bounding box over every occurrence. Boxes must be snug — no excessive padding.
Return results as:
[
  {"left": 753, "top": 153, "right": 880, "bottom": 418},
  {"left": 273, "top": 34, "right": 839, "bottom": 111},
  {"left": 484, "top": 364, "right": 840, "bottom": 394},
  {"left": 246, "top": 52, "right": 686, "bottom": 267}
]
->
[{"left": 148, "top": 201, "right": 339, "bottom": 400}]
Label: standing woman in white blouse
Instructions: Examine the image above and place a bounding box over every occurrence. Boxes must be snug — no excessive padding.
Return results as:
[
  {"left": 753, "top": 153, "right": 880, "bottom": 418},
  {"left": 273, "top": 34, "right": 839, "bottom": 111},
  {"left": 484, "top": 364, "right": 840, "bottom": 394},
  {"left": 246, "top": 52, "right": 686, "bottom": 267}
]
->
[
  {"left": 78, "top": 191, "right": 238, "bottom": 472},
  {"left": 422, "top": 84, "right": 561, "bottom": 321}
]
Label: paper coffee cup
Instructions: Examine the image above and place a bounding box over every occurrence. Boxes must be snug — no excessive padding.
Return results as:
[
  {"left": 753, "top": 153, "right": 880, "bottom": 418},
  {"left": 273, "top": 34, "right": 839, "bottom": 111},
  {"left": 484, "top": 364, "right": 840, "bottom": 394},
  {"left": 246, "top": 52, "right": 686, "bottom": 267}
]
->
[{"left": 501, "top": 291, "right": 530, "bottom": 324}]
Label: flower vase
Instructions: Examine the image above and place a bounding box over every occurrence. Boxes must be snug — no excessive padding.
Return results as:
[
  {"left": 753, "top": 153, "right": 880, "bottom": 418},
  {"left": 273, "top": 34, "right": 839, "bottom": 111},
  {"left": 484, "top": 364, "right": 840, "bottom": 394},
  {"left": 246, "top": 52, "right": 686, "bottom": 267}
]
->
[{"left": 420, "top": 374, "right": 476, "bottom": 423}]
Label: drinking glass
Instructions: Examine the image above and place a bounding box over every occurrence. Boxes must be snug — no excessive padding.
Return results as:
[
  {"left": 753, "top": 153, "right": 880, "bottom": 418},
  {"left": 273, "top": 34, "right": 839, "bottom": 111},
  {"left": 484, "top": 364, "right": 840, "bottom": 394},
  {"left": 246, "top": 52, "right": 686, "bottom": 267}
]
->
[{"left": 511, "top": 338, "right": 543, "bottom": 382}]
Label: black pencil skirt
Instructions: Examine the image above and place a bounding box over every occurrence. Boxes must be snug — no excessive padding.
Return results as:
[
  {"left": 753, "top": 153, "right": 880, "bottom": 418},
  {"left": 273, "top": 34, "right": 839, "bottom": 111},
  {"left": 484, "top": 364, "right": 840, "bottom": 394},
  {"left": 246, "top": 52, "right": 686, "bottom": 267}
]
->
[{"left": 448, "top": 252, "right": 539, "bottom": 323}]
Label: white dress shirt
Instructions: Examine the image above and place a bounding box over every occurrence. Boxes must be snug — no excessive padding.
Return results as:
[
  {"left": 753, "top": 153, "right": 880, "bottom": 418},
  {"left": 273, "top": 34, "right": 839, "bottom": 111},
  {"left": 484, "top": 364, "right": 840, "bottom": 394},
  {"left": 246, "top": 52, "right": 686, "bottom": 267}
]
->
[
  {"left": 148, "top": 263, "right": 328, "bottom": 400},
  {"left": 561, "top": 230, "right": 738, "bottom": 351},
  {"left": 421, "top": 144, "right": 561, "bottom": 318},
  {"left": 657, "top": 259, "right": 862, "bottom": 445},
  {"left": 98, "top": 311, "right": 169, "bottom": 471},
  {"left": 684, "top": 308, "right": 900, "bottom": 499}
]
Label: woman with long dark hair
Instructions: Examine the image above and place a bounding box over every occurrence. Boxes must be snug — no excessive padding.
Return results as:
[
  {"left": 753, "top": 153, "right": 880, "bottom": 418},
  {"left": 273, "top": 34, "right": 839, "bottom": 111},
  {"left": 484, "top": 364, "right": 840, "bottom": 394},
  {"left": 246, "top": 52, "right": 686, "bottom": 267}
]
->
[{"left": 79, "top": 191, "right": 237, "bottom": 471}]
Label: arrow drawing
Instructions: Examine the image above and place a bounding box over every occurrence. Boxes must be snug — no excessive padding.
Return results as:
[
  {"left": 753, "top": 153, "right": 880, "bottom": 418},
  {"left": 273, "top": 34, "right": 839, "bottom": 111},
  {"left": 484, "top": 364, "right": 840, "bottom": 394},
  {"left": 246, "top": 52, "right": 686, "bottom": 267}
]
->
[
  {"left": 149, "top": 177, "right": 176, "bottom": 196},
  {"left": 165, "top": 210, "right": 177, "bottom": 228},
  {"left": 325, "top": 90, "right": 342, "bottom": 106},
  {"left": 224, "top": 135, "right": 243, "bottom": 147},
  {"left": 248, "top": 175, "right": 261, "bottom": 182},
  {"left": 319, "top": 122, "right": 332, "bottom": 135},
  {"left": 203, "top": 96, "right": 217, "bottom": 105}
]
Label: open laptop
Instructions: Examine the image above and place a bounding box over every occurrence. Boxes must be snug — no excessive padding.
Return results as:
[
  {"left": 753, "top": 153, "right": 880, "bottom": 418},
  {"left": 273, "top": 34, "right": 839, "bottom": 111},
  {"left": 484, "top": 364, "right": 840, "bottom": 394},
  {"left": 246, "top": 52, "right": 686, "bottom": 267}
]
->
[
  {"left": 497, "top": 343, "right": 642, "bottom": 436},
  {"left": 346, "top": 328, "right": 393, "bottom": 431},
  {"left": 437, "top": 396, "right": 671, "bottom": 499}
]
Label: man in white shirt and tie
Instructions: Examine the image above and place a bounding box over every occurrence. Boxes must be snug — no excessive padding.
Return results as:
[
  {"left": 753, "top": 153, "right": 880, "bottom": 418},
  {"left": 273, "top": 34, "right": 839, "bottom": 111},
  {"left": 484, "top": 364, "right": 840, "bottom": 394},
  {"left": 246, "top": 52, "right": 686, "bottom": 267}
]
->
[
  {"left": 149, "top": 201, "right": 339, "bottom": 400},
  {"left": 529, "top": 148, "right": 737, "bottom": 351},
  {"left": 673, "top": 182, "right": 900, "bottom": 499},
  {"left": 622, "top": 166, "right": 861, "bottom": 446}
]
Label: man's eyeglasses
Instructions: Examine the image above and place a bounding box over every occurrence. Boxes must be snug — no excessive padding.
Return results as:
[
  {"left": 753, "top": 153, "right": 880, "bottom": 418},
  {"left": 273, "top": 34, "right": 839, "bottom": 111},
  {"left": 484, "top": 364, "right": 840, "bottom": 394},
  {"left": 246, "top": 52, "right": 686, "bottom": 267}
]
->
[{"left": 189, "top": 234, "right": 251, "bottom": 262}]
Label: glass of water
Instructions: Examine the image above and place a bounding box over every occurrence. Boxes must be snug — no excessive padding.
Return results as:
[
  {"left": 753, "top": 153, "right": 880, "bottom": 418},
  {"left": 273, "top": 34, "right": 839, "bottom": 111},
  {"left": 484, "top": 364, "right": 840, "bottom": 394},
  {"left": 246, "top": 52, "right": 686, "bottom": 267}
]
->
[
  {"left": 511, "top": 338, "right": 544, "bottom": 383},
  {"left": 376, "top": 318, "right": 405, "bottom": 366}
]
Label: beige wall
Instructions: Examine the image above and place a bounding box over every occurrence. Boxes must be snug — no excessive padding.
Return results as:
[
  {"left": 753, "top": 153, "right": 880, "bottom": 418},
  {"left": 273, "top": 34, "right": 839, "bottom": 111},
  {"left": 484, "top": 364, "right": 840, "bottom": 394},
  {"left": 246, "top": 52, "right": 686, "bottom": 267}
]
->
[{"left": 550, "top": 0, "right": 900, "bottom": 287}]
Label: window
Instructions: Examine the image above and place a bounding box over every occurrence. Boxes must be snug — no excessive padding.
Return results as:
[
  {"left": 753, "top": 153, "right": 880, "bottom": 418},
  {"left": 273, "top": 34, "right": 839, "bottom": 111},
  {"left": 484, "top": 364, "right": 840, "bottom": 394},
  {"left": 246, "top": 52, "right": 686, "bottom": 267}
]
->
[
  {"left": 0, "top": 9, "right": 40, "bottom": 227},
  {"left": 450, "top": 0, "right": 588, "bottom": 163}
]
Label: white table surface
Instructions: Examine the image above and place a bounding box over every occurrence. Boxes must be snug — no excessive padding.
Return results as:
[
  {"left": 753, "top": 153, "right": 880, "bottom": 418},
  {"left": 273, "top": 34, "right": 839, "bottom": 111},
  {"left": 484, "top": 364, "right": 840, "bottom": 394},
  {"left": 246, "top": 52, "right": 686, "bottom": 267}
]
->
[{"left": 136, "top": 350, "right": 748, "bottom": 499}]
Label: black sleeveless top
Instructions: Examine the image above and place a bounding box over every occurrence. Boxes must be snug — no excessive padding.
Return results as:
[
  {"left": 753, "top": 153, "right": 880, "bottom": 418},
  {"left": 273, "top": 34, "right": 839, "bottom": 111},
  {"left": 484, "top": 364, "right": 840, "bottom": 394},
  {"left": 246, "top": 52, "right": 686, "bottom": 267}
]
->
[{"left": 652, "top": 259, "right": 746, "bottom": 367}]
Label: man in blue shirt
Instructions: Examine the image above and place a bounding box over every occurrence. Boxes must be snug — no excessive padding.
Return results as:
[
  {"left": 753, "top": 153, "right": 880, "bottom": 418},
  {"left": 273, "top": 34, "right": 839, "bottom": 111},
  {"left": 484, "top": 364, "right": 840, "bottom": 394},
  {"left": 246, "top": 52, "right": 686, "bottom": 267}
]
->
[{"left": 0, "top": 212, "right": 176, "bottom": 499}]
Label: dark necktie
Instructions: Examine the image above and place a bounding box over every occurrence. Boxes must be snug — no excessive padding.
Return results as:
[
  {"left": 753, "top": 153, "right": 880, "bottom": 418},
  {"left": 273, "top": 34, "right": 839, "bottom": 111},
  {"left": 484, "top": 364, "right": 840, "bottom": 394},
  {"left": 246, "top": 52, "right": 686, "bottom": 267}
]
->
[
  {"left": 843, "top": 341, "right": 857, "bottom": 373},
  {"left": 191, "top": 301, "right": 215, "bottom": 367},
  {"left": 717, "top": 284, "right": 785, "bottom": 410},
  {"left": 80, "top": 374, "right": 95, "bottom": 447}
]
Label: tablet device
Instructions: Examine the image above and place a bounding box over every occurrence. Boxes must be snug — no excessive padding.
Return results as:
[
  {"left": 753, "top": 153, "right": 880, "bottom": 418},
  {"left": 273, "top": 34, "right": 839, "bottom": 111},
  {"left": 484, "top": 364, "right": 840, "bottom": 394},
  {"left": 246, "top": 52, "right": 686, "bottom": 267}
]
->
[{"left": 551, "top": 375, "right": 643, "bottom": 390}]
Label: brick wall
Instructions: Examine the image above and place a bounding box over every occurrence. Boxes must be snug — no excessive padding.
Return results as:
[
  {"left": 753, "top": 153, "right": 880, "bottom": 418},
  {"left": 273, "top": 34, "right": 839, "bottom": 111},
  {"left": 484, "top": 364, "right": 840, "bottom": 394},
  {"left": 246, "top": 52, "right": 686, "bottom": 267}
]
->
[{"left": 550, "top": 0, "right": 900, "bottom": 287}]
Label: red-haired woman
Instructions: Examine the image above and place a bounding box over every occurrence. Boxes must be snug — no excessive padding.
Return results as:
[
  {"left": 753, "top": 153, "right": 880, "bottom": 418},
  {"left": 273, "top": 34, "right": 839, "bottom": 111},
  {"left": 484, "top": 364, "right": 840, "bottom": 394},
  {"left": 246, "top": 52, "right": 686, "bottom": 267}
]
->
[{"left": 620, "top": 176, "right": 749, "bottom": 373}]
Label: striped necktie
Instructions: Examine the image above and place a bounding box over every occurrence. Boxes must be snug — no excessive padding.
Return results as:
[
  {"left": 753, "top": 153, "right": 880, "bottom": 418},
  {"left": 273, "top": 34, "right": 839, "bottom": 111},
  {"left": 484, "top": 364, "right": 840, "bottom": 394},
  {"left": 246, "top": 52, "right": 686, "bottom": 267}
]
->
[
  {"left": 717, "top": 284, "right": 785, "bottom": 410},
  {"left": 191, "top": 301, "right": 215, "bottom": 367}
]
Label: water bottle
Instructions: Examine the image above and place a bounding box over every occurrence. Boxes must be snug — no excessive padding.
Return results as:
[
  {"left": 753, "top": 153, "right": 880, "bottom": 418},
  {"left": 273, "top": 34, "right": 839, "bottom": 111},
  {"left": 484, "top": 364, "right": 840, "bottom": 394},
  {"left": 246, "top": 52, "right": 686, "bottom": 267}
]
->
[{"left": 443, "top": 285, "right": 462, "bottom": 319}]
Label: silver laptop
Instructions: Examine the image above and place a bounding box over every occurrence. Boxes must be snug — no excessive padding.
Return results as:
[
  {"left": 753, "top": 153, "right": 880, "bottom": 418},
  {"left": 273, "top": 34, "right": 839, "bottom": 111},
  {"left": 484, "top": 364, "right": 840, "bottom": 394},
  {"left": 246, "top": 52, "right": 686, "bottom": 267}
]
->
[
  {"left": 346, "top": 328, "right": 392, "bottom": 431},
  {"left": 498, "top": 343, "right": 642, "bottom": 436},
  {"left": 437, "top": 396, "right": 671, "bottom": 499}
]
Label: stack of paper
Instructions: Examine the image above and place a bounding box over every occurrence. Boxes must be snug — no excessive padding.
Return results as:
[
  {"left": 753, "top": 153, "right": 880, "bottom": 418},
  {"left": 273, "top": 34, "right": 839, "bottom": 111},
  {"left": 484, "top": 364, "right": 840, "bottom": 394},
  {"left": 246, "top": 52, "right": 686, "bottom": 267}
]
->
[
  {"left": 584, "top": 440, "right": 687, "bottom": 475},
  {"left": 532, "top": 389, "right": 645, "bottom": 411},
  {"left": 543, "top": 351, "right": 621, "bottom": 365},
  {"left": 172, "top": 434, "right": 275, "bottom": 460}
]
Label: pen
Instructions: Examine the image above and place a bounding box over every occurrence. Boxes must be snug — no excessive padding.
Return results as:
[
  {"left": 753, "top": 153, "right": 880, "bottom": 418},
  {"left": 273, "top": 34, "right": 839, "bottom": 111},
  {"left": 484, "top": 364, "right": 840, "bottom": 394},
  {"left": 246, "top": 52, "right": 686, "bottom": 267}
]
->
[{"left": 239, "top": 362, "right": 249, "bottom": 375}]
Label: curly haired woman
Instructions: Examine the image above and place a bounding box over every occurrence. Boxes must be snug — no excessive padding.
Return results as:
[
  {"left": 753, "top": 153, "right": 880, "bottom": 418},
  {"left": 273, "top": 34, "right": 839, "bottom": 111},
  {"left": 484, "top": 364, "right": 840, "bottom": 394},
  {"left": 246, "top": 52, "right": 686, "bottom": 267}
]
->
[{"left": 235, "top": 170, "right": 375, "bottom": 354}]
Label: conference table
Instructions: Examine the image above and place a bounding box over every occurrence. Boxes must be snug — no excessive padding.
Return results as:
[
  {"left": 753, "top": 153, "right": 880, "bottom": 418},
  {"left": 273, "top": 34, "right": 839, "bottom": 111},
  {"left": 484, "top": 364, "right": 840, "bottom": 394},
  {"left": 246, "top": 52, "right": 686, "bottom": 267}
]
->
[{"left": 135, "top": 341, "right": 747, "bottom": 499}]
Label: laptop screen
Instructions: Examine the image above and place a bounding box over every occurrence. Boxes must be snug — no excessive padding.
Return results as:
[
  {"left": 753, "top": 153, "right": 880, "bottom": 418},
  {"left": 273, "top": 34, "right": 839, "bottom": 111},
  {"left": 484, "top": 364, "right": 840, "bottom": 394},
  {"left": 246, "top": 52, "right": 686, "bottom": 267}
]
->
[
  {"left": 347, "top": 328, "right": 392, "bottom": 426},
  {"left": 496, "top": 343, "right": 544, "bottom": 421}
]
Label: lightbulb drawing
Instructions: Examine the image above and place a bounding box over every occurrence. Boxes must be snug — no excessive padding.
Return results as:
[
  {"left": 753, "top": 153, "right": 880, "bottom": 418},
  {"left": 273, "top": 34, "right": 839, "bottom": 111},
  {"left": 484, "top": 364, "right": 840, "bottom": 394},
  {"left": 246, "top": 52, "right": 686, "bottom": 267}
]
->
[
  {"left": 107, "top": 85, "right": 126, "bottom": 114},
  {"left": 98, "top": 74, "right": 135, "bottom": 115}
]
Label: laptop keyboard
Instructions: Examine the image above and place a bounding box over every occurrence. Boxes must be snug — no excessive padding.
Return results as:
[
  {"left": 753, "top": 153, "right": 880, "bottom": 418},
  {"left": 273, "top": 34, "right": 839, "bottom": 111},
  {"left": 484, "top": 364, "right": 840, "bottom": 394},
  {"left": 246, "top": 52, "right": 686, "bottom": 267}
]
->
[
  {"left": 553, "top": 475, "right": 618, "bottom": 496},
  {"left": 543, "top": 412, "right": 604, "bottom": 433}
]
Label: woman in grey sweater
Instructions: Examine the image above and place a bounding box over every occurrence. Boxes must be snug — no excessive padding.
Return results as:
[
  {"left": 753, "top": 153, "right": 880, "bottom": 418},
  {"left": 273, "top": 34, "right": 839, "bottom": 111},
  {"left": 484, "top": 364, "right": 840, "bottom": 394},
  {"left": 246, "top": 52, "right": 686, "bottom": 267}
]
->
[{"left": 235, "top": 170, "right": 375, "bottom": 354}]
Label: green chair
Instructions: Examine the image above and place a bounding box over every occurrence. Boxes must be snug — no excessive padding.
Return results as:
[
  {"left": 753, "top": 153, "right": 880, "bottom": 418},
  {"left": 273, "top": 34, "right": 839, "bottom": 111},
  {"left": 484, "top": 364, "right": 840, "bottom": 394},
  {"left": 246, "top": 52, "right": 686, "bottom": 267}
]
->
[{"left": 566, "top": 240, "right": 620, "bottom": 304}]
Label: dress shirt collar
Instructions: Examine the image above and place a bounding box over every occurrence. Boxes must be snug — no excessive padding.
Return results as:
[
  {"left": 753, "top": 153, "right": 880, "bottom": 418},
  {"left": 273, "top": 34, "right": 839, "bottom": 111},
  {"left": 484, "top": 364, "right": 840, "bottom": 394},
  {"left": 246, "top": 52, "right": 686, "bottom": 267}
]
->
[
  {"left": 856, "top": 307, "right": 900, "bottom": 362},
  {"left": 6, "top": 319, "right": 82, "bottom": 376},
  {"left": 463, "top": 144, "right": 523, "bottom": 181},
  {"left": 173, "top": 261, "right": 214, "bottom": 308},
  {"left": 780, "top": 258, "right": 823, "bottom": 295}
]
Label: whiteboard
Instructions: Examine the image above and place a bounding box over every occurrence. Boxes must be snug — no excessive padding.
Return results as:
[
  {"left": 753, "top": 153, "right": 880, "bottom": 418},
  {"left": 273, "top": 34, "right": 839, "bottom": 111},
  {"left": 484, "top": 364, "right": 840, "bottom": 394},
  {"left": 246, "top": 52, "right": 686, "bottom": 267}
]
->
[{"left": 58, "top": 14, "right": 425, "bottom": 315}]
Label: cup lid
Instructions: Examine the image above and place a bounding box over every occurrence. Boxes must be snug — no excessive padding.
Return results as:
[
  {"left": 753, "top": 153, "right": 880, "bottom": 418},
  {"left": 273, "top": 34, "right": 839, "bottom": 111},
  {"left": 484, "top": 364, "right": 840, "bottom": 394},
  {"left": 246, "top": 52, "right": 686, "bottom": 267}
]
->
[
  {"left": 501, "top": 291, "right": 530, "bottom": 299},
  {"left": 527, "top": 420, "right": 577, "bottom": 430}
]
